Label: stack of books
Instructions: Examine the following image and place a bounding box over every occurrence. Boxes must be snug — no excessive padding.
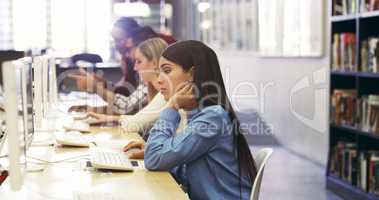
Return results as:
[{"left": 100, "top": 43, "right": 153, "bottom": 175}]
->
[{"left": 332, "top": 33, "right": 357, "bottom": 72}]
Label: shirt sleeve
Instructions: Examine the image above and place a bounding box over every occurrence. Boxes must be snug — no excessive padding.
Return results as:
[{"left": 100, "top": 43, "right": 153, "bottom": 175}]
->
[
  {"left": 144, "top": 107, "right": 225, "bottom": 171},
  {"left": 112, "top": 84, "right": 148, "bottom": 115},
  {"left": 119, "top": 93, "right": 166, "bottom": 133}
]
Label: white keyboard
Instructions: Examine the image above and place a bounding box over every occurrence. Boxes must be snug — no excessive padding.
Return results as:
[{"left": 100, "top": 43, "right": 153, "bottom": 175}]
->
[
  {"left": 63, "top": 121, "right": 90, "bottom": 133},
  {"left": 70, "top": 111, "right": 89, "bottom": 120},
  {"left": 55, "top": 131, "right": 91, "bottom": 147},
  {"left": 89, "top": 148, "right": 134, "bottom": 171}
]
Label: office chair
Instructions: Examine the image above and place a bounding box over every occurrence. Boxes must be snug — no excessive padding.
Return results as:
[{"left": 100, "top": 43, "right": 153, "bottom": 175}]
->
[
  {"left": 71, "top": 53, "right": 103, "bottom": 67},
  {"left": 250, "top": 148, "right": 273, "bottom": 200}
]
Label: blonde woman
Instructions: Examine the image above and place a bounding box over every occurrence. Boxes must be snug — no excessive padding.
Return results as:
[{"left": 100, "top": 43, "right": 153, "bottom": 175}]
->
[{"left": 88, "top": 38, "right": 170, "bottom": 155}]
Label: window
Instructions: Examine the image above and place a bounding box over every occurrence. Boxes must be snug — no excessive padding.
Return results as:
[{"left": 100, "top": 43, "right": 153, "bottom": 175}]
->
[
  {"left": 0, "top": 0, "right": 112, "bottom": 60},
  {"left": 197, "top": 0, "right": 259, "bottom": 51}
]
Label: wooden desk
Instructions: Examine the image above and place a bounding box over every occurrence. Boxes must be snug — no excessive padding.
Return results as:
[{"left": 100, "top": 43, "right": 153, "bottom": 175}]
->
[{"left": 0, "top": 126, "right": 188, "bottom": 200}]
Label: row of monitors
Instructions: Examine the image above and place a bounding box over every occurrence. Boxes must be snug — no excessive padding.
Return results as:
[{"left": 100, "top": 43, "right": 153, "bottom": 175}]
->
[{"left": 0, "top": 55, "right": 58, "bottom": 191}]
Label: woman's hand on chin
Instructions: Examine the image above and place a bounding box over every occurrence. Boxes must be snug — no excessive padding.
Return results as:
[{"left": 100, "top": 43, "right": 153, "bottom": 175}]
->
[{"left": 167, "top": 82, "right": 197, "bottom": 111}]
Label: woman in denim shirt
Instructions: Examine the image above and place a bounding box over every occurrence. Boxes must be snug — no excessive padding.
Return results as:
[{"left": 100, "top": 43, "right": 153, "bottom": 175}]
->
[{"left": 144, "top": 40, "right": 257, "bottom": 200}]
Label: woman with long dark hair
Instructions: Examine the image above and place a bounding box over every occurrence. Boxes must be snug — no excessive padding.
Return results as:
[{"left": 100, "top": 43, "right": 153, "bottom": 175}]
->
[{"left": 144, "top": 40, "right": 257, "bottom": 199}]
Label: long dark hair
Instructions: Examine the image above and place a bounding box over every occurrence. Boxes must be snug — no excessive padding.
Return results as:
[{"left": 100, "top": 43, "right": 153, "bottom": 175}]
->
[
  {"left": 161, "top": 40, "right": 257, "bottom": 192},
  {"left": 113, "top": 17, "right": 140, "bottom": 36}
]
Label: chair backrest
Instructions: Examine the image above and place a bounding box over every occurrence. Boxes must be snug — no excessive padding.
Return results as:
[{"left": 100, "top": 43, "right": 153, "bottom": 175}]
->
[
  {"left": 250, "top": 148, "right": 273, "bottom": 200},
  {"left": 71, "top": 53, "right": 103, "bottom": 66}
]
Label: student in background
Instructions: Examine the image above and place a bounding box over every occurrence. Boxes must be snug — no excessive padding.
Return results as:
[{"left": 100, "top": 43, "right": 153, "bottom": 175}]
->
[
  {"left": 143, "top": 40, "right": 257, "bottom": 199},
  {"left": 71, "top": 17, "right": 140, "bottom": 96},
  {"left": 87, "top": 38, "right": 169, "bottom": 149},
  {"left": 70, "top": 26, "right": 158, "bottom": 115},
  {"left": 70, "top": 17, "right": 176, "bottom": 99}
]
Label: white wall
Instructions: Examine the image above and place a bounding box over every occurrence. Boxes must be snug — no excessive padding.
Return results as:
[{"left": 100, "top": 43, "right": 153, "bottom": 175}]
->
[{"left": 217, "top": 6, "right": 330, "bottom": 166}]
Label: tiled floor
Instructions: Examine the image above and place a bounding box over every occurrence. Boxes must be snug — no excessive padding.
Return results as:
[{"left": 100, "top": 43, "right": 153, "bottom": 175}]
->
[{"left": 251, "top": 146, "right": 343, "bottom": 200}]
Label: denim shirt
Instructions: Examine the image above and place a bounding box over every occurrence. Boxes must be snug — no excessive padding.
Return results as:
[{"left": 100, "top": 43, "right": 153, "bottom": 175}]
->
[{"left": 144, "top": 105, "right": 252, "bottom": 200}]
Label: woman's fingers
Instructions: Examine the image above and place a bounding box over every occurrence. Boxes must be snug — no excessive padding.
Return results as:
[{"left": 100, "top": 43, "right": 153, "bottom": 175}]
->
[
  {"left": 68, "top": 105, "right": 87, "bottom": 112},
  {"left": 128, "top": 150, "right": 145, "bottom": 159},
  {"left": 123, "top": 141, "right": 143, "bottom": 152},
  {"left": 87, "top": 111, "right": 104, "bottom": 119},
  {"left": 67, "top": 74, "right": 86, "bottom": 80}
]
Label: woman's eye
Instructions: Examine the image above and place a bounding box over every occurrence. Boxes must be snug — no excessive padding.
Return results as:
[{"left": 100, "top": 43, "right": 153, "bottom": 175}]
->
[{"left": 163, "top": 69, "right": 171, "bottom": 74}]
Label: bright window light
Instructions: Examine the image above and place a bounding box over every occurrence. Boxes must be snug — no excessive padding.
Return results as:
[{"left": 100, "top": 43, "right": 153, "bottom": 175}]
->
[
  {"left": 197, "top": 2, "right": 210, "bottom": 13},
  {"left": 200, "top": 20, "right": 212, "bottom": 30},
  {"left": 113, "top": 2, "right": 151, "bottom": 17},
  {"left": 12, "top": 0, "right": 47, "bottom": 50}
]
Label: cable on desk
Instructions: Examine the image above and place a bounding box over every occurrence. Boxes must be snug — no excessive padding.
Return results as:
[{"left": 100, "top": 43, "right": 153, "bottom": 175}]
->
[
  {"left": 0, "top": 154, "right": 8, "bottom": 158},
  {"left": 26, "top": 154, "right": 89, "bottom": 164}
]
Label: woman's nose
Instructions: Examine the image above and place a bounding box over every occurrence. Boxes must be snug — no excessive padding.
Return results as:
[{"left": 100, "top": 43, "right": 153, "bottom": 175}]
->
[
  {"left": 133, "top": 64, "right": 139, "bottom": 71},
  {"left": 157, "top": 73, "right": 164, "bottom": 85}
]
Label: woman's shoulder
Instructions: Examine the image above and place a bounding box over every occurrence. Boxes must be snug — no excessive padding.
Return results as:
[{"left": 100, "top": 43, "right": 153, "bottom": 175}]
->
[
  {"left": 189, "top": 105, "right": 231, "bottom": 138},
  {"left": 193, "top": 105, "right": 230, "bottom": 125}
]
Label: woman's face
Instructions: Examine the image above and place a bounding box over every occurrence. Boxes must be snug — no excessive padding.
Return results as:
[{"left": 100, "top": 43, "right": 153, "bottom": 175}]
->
[
  {"left": 111, "top": 26, "right": 128, "bottom": 55},
  {"left": 133, "top": 48, "right": 156, "bottom": 82},
  {"left": 157, "top": 57, "right": 193, "bottom": 100}
]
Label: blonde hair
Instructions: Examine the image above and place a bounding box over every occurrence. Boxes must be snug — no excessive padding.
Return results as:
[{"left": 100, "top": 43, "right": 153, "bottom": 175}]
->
[{"left": 137, "top": 38, "right": 168, "bottom": 64}]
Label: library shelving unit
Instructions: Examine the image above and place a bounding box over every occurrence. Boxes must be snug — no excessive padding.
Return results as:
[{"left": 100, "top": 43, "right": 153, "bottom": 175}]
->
[{"left": 327, "top": 0, "right": 379, "bottom": 199}]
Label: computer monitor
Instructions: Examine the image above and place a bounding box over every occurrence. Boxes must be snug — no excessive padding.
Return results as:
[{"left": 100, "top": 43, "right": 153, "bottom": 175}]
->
[
  {"left": 32, "top": 56, "right": 43, "bottom": 129},
  {"left": 2, "top": 58, "right": 34, "bottom": 191},
  {"left": 33, "top": 55, "right": 58, "bottom": 129},
  {"left": 42, "top": 56, "right": 49, "bottom": 116},
  {"left": 0, "top": 51, "right": 25, "bottom": 86},
  {"left": 47, "top": 55, "right": 58, "bottom": 107},
  {"left": 21, "top": 57, "right": 34, "bottom": 147}
]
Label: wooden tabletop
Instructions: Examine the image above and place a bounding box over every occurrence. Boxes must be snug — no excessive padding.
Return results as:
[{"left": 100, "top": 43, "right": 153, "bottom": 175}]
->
[{"left": 0, "top": 126, "right": 188, "bottom": 200}]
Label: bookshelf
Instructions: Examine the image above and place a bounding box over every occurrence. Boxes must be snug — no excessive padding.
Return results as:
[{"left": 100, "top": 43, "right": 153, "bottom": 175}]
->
[{"left": 328, "top": 0, "right": 379, "bottom": 199}]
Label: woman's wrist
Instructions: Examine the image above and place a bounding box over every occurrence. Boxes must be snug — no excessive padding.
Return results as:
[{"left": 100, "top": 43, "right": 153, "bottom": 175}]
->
[{"left": 166, "top": 99, "right": 178, "bottom": 111}]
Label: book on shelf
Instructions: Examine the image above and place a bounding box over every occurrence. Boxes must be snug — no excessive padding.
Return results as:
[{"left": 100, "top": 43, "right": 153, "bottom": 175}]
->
[
  {"left": 332, "top": 33, "right": 356, "bottom": 72},
  {"left": 330, "top": 89, "right": 357, "bottom": 126},
  {"left": 330, "top": 141, "right": 358, "bottom": 184},
  {"left": 361, "top": 37, "right": 379, "bottom": 73},
  {"left": 330, "top": 142, "right": 379, "bottom": 195},
  {"left": 330, "top": 90, "right": 379, "bottom": 135},
  {"left": 361, "top": 0, "right": 379, "bottom": 12},
  {"left": 333, "top": 0, "right": 358, "bottom": 15},
  {"left": 357, "top": 151, "right": 379, "bottom": 194}
]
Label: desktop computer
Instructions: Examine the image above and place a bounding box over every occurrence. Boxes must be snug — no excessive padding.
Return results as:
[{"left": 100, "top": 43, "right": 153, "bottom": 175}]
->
[
  {"left": 48, "top": 55, "right": 58, "bottom": 107},
  {"left": 32, "top": 56, "right": 44, "bottom": 129},
  {"left": 33, "top": 55, "right": 60, "bottom": 130},
  {"left": 2, "top": 57, "right": 34, "bottom": 191}
]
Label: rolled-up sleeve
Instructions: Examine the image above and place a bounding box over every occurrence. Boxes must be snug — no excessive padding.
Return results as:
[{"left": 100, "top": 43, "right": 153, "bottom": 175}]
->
[{"left": 112, "top": 84, "right": 148, "bottom": 115}]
